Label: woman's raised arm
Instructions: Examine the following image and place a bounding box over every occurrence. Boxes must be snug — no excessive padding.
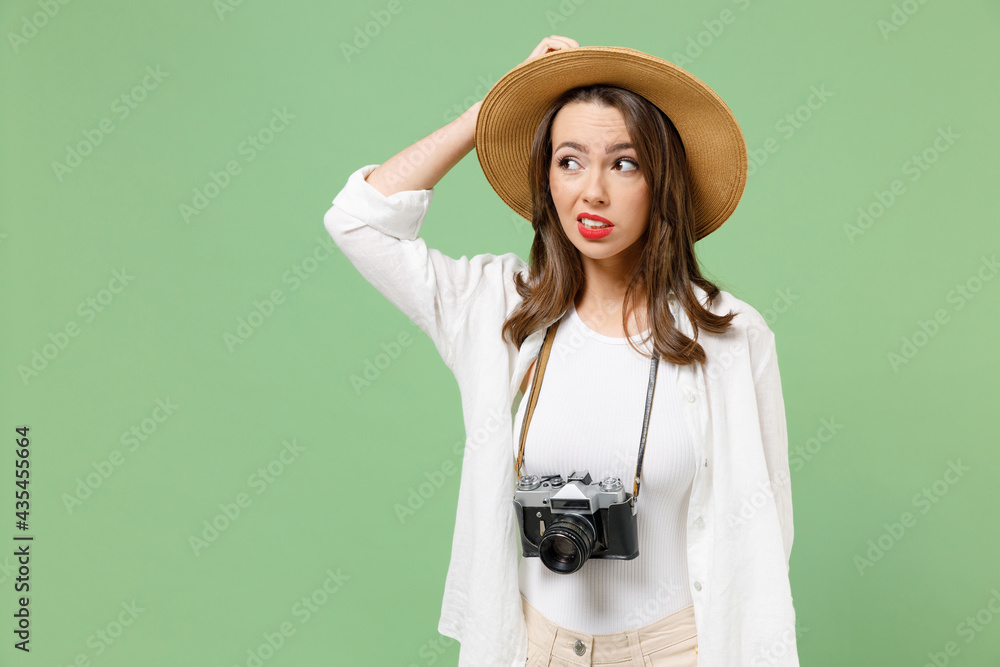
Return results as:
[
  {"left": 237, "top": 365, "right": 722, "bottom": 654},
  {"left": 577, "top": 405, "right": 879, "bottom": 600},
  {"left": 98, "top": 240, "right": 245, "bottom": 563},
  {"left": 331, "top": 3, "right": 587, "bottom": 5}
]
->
[
  {"left": 364, "top": 101, "right": 480, "bottom": 197},
  {"left": 323, "top": 103, "right": 496, "bottom": 369},
  {"left": 324, "top": 37, "right": 580, "bottom": 368},
  {"left": 363, "top": 33, "right": 580, "bottom": 195}
]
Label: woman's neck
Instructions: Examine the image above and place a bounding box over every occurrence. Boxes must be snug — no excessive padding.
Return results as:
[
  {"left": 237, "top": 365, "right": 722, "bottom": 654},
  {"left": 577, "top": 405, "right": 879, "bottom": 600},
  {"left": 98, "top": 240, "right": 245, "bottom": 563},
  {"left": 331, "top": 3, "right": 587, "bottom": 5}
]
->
[
  {"left": 573, "top": 289, "right": 649, "bottom": 338},
  {"left": 574, "top": 247, "right": 651, "bottom": 337}
]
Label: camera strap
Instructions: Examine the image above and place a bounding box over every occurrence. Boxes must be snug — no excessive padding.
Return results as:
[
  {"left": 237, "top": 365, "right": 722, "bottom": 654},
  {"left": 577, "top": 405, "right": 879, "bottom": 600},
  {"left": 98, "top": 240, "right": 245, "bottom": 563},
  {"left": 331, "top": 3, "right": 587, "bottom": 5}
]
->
[{"left": 514, "top": 315, "right": 660, "bottom": 502}]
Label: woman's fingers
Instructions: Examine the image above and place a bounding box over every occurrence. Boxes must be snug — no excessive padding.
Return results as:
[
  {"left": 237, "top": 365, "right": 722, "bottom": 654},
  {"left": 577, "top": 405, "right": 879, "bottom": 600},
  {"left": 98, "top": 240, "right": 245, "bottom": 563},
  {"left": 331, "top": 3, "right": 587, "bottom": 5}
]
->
[
  {"left": 524, "top": 35, "right": 580, "bottom": 64},
  {"left": 549, "top": 35, "right": 580, "bottom": 48}
]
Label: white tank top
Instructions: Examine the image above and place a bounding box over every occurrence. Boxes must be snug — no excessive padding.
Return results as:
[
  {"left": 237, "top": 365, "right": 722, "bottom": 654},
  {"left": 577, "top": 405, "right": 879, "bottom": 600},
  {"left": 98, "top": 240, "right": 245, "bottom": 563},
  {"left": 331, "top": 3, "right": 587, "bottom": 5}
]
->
[{"left": 514, "top": 302, "right": 695, "bottom": 634}]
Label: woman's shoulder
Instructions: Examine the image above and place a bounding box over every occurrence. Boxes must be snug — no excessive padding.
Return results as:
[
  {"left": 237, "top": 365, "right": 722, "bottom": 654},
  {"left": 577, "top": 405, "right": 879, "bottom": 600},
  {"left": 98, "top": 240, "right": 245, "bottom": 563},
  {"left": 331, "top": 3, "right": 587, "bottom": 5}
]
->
[
  {"left": 477, "top": 250, "right": 530, "bottom": 301},
  {"left": 446, "top": 249, "right": 529, "bottom": 316},
  {"left": 698, "top": 287, "right": 780, "bottom": 379},
  {"left": 461, "top": 250, "right": 527, "bottom": 283},
  {"left": 695, "top": 285, "right": 773, "bottom": 336}
]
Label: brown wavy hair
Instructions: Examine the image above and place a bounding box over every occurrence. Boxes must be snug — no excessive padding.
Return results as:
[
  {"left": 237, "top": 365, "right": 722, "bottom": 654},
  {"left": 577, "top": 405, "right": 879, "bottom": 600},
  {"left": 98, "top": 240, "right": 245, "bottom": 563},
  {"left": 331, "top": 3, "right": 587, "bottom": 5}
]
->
[{"left": 500, "top": 84, "right": 735, "bottom": 366}]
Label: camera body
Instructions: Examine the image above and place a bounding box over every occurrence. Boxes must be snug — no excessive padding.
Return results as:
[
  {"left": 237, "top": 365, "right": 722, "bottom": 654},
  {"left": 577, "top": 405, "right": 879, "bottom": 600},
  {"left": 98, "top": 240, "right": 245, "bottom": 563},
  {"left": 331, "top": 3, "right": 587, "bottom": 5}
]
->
[{"left": 513, "top": 470, "right": 639, "bottom": 574}]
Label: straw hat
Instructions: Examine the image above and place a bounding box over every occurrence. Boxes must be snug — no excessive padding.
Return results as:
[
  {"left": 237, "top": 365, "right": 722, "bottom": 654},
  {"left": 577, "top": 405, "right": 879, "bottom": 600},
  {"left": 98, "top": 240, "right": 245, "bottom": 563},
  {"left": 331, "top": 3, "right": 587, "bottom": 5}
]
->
[{"left": 475, "top": 46, "right": 748, "bottom": 240}]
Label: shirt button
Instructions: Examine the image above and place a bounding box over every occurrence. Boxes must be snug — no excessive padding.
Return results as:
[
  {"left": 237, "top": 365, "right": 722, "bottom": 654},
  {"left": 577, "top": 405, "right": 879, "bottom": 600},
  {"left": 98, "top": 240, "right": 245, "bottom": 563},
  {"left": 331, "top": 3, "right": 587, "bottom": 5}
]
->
[
  {"left": 573, "top": 639, "right": 586, "bottom": 656},
  {"left": 694, "top": 580, "right": 702, "bottom": 591},
  {"left": 695, "top": 516, "right": 704, "bottom": 527},
  {"left": 686, "top": 391, "right": 696, "bottom": 402}
]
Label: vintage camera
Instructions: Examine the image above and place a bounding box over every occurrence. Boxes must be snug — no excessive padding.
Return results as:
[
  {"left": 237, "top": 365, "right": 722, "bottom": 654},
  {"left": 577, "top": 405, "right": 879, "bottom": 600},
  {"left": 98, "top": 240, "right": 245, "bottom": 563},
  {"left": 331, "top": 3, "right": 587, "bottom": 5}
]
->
[{"left": 513, "top": 470, "right": 638, "bottom": 574}]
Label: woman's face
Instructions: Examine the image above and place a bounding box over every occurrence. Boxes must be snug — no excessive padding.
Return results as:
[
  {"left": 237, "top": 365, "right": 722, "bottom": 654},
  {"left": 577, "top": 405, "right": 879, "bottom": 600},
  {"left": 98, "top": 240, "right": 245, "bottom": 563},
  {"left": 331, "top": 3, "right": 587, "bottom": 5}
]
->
[{"left": 548, "top": 100, "right": 651, "bottom": 271}]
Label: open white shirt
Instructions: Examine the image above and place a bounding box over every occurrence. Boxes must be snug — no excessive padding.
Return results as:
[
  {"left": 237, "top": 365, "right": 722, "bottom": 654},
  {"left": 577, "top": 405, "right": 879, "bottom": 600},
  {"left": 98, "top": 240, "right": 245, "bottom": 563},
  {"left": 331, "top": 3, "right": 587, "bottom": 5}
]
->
[{"left": 324, "top": 163, "right": 800, "bottom": 667}]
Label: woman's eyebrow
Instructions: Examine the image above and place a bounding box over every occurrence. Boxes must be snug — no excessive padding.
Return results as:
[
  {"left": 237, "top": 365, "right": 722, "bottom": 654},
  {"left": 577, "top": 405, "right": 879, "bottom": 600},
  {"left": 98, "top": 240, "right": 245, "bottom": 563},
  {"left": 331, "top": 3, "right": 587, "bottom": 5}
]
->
[{"left": 554, "top": 141, "right": 634, "bottom": 153}]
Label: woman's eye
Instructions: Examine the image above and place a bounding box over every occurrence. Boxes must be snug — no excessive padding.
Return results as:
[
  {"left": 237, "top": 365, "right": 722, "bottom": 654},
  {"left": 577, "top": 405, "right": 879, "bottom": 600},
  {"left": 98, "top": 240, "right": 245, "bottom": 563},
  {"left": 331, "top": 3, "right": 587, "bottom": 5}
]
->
[
  {"left": 558, "top": 157, "right": 581, "bottom": 170},
  {"left": 615, "top": 158, "right": 639, "bottom": 172}
]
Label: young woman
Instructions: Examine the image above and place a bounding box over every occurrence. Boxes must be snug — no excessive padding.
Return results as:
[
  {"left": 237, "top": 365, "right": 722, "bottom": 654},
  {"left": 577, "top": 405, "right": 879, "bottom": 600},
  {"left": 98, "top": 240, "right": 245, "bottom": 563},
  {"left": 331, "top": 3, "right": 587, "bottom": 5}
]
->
[{"left": 325, "top": 36, "right": 799, "bottom": 667}]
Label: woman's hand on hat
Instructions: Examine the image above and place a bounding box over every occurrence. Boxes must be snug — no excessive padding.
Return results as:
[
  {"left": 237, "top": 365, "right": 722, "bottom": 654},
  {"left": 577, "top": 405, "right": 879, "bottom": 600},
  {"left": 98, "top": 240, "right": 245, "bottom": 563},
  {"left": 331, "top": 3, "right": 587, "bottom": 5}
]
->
[
  {"left": 463, "top": 37, "right": 578, "bottom": 143},
  {"left": 521, "top": 35, "right": 580, "bottom": 65},
  {"left": 461, "top": 37, "right": 578, "bottom": 150}
]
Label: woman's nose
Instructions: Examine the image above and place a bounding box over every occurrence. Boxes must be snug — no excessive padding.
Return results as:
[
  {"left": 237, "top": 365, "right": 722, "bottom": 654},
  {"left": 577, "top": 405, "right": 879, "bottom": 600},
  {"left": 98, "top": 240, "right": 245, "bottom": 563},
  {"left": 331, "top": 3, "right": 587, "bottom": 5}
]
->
[{"left": 581, "top": 171, "right": 607, "bottom": 205}]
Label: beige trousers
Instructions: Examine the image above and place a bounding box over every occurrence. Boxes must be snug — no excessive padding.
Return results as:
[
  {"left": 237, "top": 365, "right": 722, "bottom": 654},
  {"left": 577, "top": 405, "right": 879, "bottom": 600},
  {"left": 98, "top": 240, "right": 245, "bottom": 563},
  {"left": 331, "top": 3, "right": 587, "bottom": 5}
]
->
[{"left": 521, "top": 593, "right": 698, "bottom": 666}]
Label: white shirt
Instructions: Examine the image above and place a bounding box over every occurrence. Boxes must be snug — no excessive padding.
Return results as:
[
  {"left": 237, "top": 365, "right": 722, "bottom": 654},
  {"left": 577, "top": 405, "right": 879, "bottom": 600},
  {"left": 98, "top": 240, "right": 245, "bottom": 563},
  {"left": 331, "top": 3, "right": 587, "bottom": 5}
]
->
[
  {"left": 514, "top": 301, "right": 696, "bottom": 634},
  {"left": 324, "top": 163, "right": 800, "bottom": 667}
]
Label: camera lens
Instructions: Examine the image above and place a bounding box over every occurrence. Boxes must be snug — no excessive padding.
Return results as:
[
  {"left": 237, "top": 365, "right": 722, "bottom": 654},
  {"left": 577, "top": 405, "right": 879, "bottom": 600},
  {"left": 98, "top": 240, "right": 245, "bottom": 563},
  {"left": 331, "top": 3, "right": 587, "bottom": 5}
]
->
[
  {"left": 538, "top": 514, "right": 596, "bottom": 574},
  {"left": 552, "top": 537, "right": 575, "bottom": 558}
]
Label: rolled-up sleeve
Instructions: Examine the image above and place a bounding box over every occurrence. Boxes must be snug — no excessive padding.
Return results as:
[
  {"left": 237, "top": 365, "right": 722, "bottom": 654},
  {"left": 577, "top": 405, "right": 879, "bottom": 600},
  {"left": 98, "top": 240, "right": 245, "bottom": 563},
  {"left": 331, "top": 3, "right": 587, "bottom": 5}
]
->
[
  {"left": 323, "top": 163, "right": 495, "bottom": 367},
  {"left": 752, "top": 331, "right": 795, "bottom": 573}
]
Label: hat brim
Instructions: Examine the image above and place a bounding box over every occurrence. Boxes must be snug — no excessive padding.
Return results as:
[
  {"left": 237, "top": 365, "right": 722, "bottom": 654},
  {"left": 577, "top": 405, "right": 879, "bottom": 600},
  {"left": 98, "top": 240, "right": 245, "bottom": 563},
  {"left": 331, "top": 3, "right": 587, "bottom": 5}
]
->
[{"left": 475, "top": 46, "right": 748, "bottom": 240}]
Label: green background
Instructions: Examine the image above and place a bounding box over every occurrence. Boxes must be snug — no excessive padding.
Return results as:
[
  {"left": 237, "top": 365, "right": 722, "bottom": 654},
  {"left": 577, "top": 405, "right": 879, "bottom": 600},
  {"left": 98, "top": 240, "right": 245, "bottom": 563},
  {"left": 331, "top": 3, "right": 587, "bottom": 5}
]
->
[{"left": 2, "top": 0, "right": 998, "bottom": 664}]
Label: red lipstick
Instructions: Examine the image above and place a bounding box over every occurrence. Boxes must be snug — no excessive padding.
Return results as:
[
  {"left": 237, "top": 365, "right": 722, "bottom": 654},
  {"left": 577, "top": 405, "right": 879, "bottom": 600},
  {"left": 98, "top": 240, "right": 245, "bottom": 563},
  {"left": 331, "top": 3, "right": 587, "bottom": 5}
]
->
[{"left": 577, "top": 212, "right": 614, "bottom": 240}]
